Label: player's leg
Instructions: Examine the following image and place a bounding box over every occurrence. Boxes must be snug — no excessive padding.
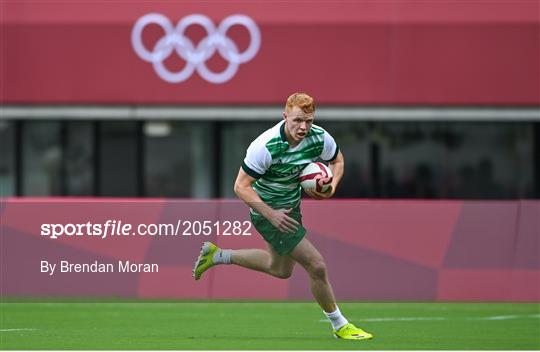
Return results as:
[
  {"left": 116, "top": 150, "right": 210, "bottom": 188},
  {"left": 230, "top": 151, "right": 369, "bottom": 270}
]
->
[
  {"left": 289, "top": 237, "right": 336, "bottom": 312},
  {"left": 290, "top": 237, "right": 373, "bottom": 340},
  {"left": 193, "top": 206, "right": 300, "bottom": 280},
  {"left": 231, "top": 243, "right": 295, "bottom": 279},
  {"left": 193, "top": 241, "right": 295, "bottom": 280}
]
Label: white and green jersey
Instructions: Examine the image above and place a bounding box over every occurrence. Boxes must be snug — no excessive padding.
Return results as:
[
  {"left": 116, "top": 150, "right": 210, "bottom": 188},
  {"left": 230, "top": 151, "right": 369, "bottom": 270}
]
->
[{"left": 242, "top": 121, "right": 339, "bottom": 210}]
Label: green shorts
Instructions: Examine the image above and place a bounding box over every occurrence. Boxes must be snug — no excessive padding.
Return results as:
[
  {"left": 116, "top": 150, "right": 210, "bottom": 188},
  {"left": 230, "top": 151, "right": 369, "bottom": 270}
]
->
[{"left": 250, "top": 206, "right": 306, "bottom": 256}]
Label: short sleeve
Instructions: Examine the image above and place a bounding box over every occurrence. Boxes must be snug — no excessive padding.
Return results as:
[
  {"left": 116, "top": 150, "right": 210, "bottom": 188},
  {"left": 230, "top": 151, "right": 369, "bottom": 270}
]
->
[
  {"left": 242, "top": 141, "right": 272, "bottom": 179},
  {"left": 320, "top": 131, "right": 339, "bottom": 162}
]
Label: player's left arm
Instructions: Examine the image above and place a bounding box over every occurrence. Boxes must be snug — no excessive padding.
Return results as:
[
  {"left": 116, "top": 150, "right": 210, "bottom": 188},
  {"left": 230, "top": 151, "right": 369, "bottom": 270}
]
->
[
  {"left": 327, "top": 150, "right": 344, "bottom": 195},
  {"left": 304, "top": 150, "right": 344, "bottom": 200}
]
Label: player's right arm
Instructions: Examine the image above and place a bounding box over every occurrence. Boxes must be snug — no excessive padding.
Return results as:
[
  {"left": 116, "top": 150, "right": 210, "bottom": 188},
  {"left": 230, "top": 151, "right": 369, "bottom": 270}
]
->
[{"left": 234, "top": 168, "right": 299, "bottom": 233}]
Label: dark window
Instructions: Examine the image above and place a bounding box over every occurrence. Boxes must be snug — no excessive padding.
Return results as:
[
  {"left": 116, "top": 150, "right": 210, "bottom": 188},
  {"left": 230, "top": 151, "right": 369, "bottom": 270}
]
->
[
  {"left": 65, "top": 122, "right": 94, "bottom": 196},
  {"left": 10, "top": 119, "right": 537, "bottom": 200},
  {"left": 375, "top": 122, "right": 534, "bottom": 199},
  {"left": 22, "top": 121, "right": 62, "bottom": 195},
  {"left": 0, "top": 121, "right": 16, "bottom": 196},
  {"left": 98, "top": 121, "right": 141, "bottom": 197},
  {"left": 143, "top": 121, "right": 214, "bottom": 197}
]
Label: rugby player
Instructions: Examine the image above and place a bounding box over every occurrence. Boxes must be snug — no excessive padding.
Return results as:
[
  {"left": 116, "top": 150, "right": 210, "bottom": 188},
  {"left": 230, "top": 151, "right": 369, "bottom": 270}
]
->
[{"left": 193, "top": 92, "right": 373, "bottom": 340}]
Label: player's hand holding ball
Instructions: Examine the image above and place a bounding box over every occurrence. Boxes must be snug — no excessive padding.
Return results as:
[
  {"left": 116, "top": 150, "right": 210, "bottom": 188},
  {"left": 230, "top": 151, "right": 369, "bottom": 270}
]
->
[{"left": 300, "top": 162, "right": 335, "bottom": 200}]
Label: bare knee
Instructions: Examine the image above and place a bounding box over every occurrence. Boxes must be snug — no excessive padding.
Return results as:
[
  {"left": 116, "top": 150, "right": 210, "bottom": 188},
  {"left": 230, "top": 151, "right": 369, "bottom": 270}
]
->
[
  {"left": 269, "top": 268, "right": 293, "bottom": 279},
  {"left": 307, "top": 260, "right": 327, "bottom": 281}
]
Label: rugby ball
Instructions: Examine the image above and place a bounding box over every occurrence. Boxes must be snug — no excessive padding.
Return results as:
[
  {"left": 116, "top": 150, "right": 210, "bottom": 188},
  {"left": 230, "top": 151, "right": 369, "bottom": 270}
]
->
[{"left": 299, "top": 162, "right": 333, "bottom": 193}]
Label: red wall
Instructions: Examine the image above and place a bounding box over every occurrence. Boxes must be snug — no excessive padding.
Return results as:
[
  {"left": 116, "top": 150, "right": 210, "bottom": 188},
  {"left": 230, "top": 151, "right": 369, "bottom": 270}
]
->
[
  {"left": 2, "top": 199, "right": 538, "bottom": 301},
  {"left": 2, "top": 1, "right": 539, "bottom": 105}
]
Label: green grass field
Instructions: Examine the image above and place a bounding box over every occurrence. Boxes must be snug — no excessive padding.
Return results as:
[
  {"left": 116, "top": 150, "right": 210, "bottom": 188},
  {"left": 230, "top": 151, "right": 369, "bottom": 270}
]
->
[{"left": 1, "top": 301, "right": 539, "bottom": 350}]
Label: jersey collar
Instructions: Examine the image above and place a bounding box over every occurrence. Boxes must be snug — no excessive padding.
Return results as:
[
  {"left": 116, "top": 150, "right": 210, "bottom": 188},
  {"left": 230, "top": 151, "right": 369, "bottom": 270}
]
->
[{"left": 280, "top": 122, "right": 287, "bottom": 142}]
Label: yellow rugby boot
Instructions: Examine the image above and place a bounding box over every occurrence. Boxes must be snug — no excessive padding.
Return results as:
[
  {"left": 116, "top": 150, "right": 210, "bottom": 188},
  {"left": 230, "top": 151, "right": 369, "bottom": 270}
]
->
[
  {"left": 334, "top": 323, "right": 373, "bottom": 340},
  {"left": 192, "top": 242, "right": 219, "bottom": 280}
]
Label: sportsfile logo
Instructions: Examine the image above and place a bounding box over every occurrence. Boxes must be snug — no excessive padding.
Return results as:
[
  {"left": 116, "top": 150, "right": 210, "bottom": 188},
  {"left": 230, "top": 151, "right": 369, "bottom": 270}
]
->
[{"left": 131, "top": 13, "right": 261, "bottom": 84}]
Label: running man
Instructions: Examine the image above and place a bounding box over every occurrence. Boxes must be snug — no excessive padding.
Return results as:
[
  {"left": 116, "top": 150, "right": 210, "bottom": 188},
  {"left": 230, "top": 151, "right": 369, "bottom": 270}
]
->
[{"left": 193, "top": 92, "right": 373, "bottom": 340}]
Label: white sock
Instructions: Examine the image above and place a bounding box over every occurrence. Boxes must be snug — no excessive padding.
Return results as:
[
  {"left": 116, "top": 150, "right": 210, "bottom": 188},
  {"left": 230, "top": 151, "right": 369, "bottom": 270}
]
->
[
  {"left": 213, "top": 249, "right": 232, "bottom": 265},
  {"left": 324, "top": 306, "right": 349, "bottom": 330}
]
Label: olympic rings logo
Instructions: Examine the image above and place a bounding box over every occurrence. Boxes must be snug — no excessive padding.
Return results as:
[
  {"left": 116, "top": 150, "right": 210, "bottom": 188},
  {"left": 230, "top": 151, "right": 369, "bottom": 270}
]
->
[{"left": 131, "top": 13, "right": 261, "bottom": 84}]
